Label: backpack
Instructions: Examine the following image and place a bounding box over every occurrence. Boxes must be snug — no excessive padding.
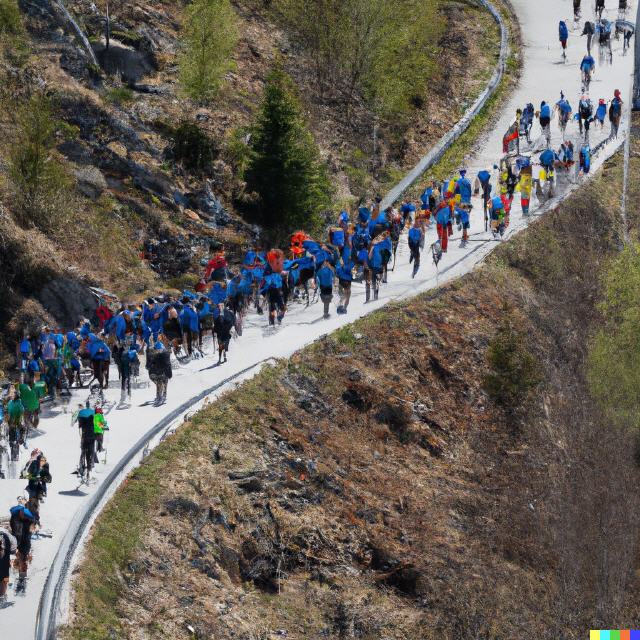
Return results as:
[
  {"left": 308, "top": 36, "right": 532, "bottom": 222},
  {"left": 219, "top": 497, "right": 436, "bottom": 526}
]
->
[{"left": 580, "top": 100, "right": 592, "bottom": 118}]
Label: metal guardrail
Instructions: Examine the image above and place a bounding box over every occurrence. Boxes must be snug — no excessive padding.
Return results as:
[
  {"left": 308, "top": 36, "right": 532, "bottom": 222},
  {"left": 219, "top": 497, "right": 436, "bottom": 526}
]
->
[
  {"left": 634, "top": 0, "right": 640, "bottom": 110},
  {"left": 380, "top": 0, "right": 510, "bottom": 209}
]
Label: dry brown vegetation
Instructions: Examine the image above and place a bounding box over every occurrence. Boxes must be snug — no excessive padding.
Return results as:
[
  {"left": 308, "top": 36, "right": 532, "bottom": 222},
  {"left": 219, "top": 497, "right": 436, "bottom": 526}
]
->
[{"left": 62, "top": 153, "right": 640, "bottom": 640}]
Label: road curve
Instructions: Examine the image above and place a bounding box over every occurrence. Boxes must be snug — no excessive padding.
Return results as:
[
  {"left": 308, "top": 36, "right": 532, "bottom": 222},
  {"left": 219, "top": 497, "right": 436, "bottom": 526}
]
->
[{"left": 30, "top": 1, "right": 639, "bottom": 638}]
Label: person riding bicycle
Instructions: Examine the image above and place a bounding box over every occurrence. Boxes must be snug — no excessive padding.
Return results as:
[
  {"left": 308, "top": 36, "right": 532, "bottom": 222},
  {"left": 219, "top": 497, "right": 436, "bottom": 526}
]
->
[
  {"left": 76, "top": 401, "right": 96, "bottom": 480},
  {"left": 580, "top": 54, "right": 595, "bottom": 89}
]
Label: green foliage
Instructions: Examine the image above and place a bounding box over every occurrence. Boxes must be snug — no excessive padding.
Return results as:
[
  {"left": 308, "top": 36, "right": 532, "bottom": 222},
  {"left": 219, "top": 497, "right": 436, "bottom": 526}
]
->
[
  {"left": 8, "top": 94, "right": 72, "bottom": 232},
  {"left": 0, "top": 0, "right": 22, "bottom": 36},
  {"left": 178, "top": 0, "right": 239, "bottom": 103},
  {"left": 588, "top": 244, "right": 640, "bottom": 428},
  {"left": 170, "top": 121, "right": 217, "bottom": 175},
  {"left": 275, "top": 0, "right": 443, "bottom": 120},
  {"left": 245, "top": 66, "right": 332, "bottom": 238},
  {"left": 105, "top": 86, "right": 134, "bottom": 105},
  {"left": 0, "top": 0, "right": 28, "bottom": 62},
  {"left": 483, "top": 314, "right": 540, "bottom": 410},
  {"left": 223, "top": 127, "right": 251, "bottom": 178}
]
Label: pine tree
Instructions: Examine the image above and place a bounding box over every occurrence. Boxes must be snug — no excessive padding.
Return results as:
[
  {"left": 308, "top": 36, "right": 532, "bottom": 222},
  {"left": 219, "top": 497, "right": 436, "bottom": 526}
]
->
[
  {"left": 245, "top": 67, "right": 332, "bottom": 238},
  {"left": 178, "top": 0, "right": 238, "bottom": 103}
]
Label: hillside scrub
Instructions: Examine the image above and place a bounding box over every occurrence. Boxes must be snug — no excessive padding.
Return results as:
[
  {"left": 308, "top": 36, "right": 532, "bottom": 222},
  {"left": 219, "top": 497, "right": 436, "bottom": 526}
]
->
[
  {"left": 178, "top": 0, "right": 239, "bottom": 102},
  {"left": 8, "top": 93, "right": 72, "bottom": 233},
  {"left": 275, "top": 0, "right": 443, "bottom": 121},
  {"left": 62, "top": 153, "right": 640, "bottom": 639}
]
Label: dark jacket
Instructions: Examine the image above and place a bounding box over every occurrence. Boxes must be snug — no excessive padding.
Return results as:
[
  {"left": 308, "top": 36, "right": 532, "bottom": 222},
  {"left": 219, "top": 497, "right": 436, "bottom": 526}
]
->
[
  {"left": 25, "top": 457, "right": 52, "bottom": 498},
  {"left": 146, "top": 349, "right": 172, "bottom": 379},
  {"left": 162, "top": 317, "right": 183, "bottom": 341},
  {"left": 214, "top": 310, "right": 235, "bottom": 343}
]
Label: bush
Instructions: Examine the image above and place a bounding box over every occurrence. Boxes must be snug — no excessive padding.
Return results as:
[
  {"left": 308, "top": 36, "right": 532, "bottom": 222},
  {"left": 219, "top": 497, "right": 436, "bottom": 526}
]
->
[
  {"left": 105, "top": 86, "right": 135, "bottom": 105},
  {"left": 8, "top": 94, "right": 72, "bottom": 232},
  {"left": 0, "top": 0, "right": 22, "bottom": 36},
  {"left": 244, "top": 66, "right": 332, "bottom": 239},
  {"left": 178, "top": 0, "right": 238, "bottom": 102},
  {"left": 170, "top": 122, "right": 217, "bottom": 175},
  {"left": 483, "top": 314, "right": 540, "bottom": 410}
]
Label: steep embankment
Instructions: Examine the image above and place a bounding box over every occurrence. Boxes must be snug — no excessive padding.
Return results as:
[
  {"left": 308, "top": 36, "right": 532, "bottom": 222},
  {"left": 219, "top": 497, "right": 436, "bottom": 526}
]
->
[
  {"left": 62, "top": 152, "right": 640, "bottom": 639},
  {"left": 0, "top": 0, "right": 507, "bottom": 368}
]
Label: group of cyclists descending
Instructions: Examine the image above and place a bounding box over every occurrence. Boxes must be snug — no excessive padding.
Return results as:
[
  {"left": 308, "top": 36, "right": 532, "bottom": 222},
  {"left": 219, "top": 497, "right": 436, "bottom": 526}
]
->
[{"left": 570, "top": 1, "right": 635, "bottom": 60}]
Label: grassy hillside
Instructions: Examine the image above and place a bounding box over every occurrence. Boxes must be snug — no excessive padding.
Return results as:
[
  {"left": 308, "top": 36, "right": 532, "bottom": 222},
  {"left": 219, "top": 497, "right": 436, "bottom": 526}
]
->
[{"left": 61, "top": 151, "right": 640, "bottom": 639}]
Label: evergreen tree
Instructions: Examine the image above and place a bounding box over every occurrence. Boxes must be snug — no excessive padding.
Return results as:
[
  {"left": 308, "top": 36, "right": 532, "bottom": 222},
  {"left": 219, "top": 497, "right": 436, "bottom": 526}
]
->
[
  {"left": 9, "top": 93, "right": 70, "bottom": 232},
  {"left": 178, "top": 0, "right": 238, "bottom": 103},
  {"left": 245, "top": 67, "right": 332, "bottom": 238}
]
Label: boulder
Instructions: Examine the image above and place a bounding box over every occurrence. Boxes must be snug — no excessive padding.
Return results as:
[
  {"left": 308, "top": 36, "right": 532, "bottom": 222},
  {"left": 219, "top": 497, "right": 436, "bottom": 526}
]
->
[
  {"left": 37, "top": 278, "right": 96, "bottom": 329},
  {"left": 74, "top": 166, "right": 108, "bottom": 200}
]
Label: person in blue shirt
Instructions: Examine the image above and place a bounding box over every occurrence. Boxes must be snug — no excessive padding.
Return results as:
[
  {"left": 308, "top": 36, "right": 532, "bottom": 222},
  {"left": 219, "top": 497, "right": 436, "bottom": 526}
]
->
[
  {"left": 367, "top": 233, "right": 392, "bottom": 301},
  {"left": 407, "top": 221, "right": 423, "bottom": 278},
  {"left": 316, "top": 260, "right": 335, "bottom": 319},
  {"left": 87, "top": 334, "right": 111, "bottom": 391},
  {"left": 579, "top": 144, "right": 591, "bottom": 174},
  {"left": 475, "top": 169, "right": 493, "bottom": 230},
  {"left": 555, "top": 93, "right": 572, "bottom": 134},
  {"left": 454, "top": 169, "right": 472, "bottom": 207},
  {"left": 595, "top": 98, "right": 607, "bottom": 128},
  {"left": 490, "top": 196, "right": 506, "bottom": 238},
  {"left": 179, "top": 298, "right": 200, "bottom": 358},
  {"left": 400, "top": 199, "right": 416, "bottom": 226},
  {"left": 559, "top": 20, "right": 569, "bottom": 58},
  {"left": 261, "top": 272, "right": 286, "bottom": 326},
  {"left": 335, "top": 245, "right": 354, "bottom": 314},
  {"left": 539, "top": 101, "right": 552, "bottom": 146}
]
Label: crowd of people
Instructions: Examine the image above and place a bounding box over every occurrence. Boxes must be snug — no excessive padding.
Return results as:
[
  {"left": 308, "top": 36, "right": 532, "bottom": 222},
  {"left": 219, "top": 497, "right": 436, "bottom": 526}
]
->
[{"left": 0, "top": 0, "right": 632, "bottom": 609}]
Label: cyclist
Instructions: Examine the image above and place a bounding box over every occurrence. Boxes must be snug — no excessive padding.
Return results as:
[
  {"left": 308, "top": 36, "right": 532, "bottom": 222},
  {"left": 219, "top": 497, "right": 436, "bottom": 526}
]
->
[{"left": 75, "top": 401, "right": 96, "bottom": 482}]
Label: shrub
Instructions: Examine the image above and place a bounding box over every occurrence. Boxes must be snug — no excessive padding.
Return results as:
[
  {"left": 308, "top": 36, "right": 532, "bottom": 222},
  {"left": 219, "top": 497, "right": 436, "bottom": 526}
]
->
[
  {"left": 170, "top": 121, "right": 217, "bottom": 175},
  {"left": 178, "top": 0, "right": 238, "bottom": 103},
  {"left": 105, "top": 86, "right": 134, "bottom": 105},
  {"left": 483, "top": 314, "right": 540, "bottom": 410},
  {"left": 8, "top": 94, "right": 72, "bottom": 232}
]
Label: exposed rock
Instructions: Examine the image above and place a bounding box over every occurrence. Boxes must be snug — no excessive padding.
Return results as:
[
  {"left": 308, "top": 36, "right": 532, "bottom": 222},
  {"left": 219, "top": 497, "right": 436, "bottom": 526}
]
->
[
  {"left": 74, "top": 165, "right": 108, "bottom": 200},
  {"left": 37, "top": 278, "right": 96, "bottom": 329}
]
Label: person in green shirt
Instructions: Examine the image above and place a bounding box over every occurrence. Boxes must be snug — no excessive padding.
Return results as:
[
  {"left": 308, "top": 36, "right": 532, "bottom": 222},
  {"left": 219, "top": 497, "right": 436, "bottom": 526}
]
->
[
  {"left": 93, "top": 407, "right": 109, "bottom": 460},
  {"left": 7, "top": 394, "right": 25, "bottom": 453},
  {"left": 18, "top": 383, "right": 40, "bottom": 430}
]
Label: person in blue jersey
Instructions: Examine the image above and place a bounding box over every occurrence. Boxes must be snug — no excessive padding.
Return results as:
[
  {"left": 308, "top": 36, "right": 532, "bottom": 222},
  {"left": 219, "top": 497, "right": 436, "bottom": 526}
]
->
[
  {"left": 407, "top": 220, "right": 423, "bottom": 278},
  {"left": 579, "top": 144, "right": 591, "bottom": 174},
  {"left": 400, "top": 199, "right": 416, "bottom": 226},
  {"left": 261, "top": 270, "right": 286, "bottom": 326},
  {"left": 555, "top": 93, "right": 572, "bottom": 135},
  {"left": 559, "top": 20, "right": 569, "bottom": 59},
  {"left": 335, "top": 244, "right": 354, "bottom": 315},
  {"left": 316, "top": 259, "right": 335, "bottom": 318},
  {"left": 87, "top": 333, "right": 111, "bottom": 391},
  {"left": 580, "top": 54, "right": 595, "bottom": 90},
  {"left": 367, "top": 232, "right": 392, "bottom": 302},
  {"left": 538, "top": 101, "right": 552, "bottom": 147},
  {"left": 475, "top": 169, "right": 493, "bottom": 231},
  {"left": 179, "top": 297, "right": 200, "bottom": 358}
]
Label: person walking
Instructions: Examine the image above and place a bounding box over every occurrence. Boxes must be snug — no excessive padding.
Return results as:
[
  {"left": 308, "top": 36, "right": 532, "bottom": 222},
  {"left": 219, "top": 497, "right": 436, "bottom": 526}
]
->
[
  {"left": 315, "top": 259, "right": 335, "bottom": 319},
  {"left": 582, "top": 21, "right": 595, "bottom": 55},
  {"left": 407, "top": 221, "right": 423, "bottom": 278},
  {"left": 559, "top": 20, "right": 569, "bottom": 60},
  {"left": 213, "top": 305, "right": 235, "bottom": 364},
  {"left": 146, "top": 341, "right": 172, "bottom": 405},
  {"left": 76, "top": 401, "right": 96, "bottom": 481},
  {"left": 0, "top": 526, "right": 17, "bottom": 605}
]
